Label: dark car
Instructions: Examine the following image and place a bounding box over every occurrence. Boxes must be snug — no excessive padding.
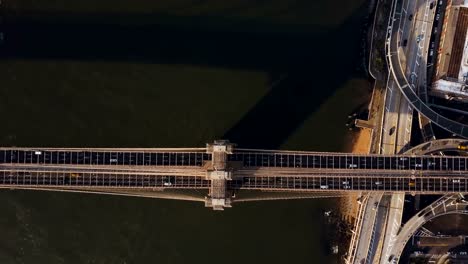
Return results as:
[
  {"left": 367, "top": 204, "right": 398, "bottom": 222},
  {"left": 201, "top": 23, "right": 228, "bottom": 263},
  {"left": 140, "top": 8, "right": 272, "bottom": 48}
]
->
[
  {"left": 389, "top": 126, "right": 396, "bottom": 135},
  {"left": 409, "top": 14, "right": 413, "bottom": 21}
]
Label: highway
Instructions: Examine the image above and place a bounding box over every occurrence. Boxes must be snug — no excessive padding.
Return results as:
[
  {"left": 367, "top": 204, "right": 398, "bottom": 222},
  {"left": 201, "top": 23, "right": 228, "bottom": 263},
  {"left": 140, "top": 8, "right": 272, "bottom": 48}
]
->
[
  {"left": 353, "top": 0, "right": 435, "bottom": 261},
  {"left": 386, "top": 194, "right": 468, "bottom": 261},
  {"left": 381, "top": 0, "right": 430, "bottom": 262},
  {"left": 5, "top": 147, "right": 468, "bottom": 172},
  {"left": 387, "top": 0, "right": 468, "bottom": 137},
  {"left": 353, "top": 193, "right": 384, "bottom": 263},
  {"left": 379, "top": 0, "right": 438, "bottom": 262}
]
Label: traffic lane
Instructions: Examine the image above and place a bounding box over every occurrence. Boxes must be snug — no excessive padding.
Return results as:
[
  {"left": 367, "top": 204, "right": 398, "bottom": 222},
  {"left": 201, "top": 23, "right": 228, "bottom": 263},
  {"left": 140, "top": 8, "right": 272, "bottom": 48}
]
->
[
  {"left": 354, "top": 193, "right": 383, "bottom": 262},
  {"left": 0, "top": 150, "right": 209, "bottom": 166},
  {"left": 389, "top": 195, "right": 465, "bottom": 260},
  {"left": 388, "top": 0, "right": 468, "bottom": 137},
  {"left": 0, "top": 172, "right": 209, "bottom": 188},
  {"left": 234, "top": 176, "right": 468, "bottom": 193},
  {"left": 380, "top": 193, "right": 405, "bottom": 263},
  {"left": 233, "top": 152, "right": 468, "bottom": 171},
  {"left": 7, "top": 148, "right": 465, "bottom": 171},
  {"left": 4, "top": 150, "right": 468, "bottom": 172}
]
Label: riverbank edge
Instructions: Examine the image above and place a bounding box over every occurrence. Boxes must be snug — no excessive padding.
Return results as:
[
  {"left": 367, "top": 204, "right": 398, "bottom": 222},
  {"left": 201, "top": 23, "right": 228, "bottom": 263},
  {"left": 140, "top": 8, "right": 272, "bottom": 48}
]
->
[{"left": 332, "top": 0, "right": 393, "bottom": 261}]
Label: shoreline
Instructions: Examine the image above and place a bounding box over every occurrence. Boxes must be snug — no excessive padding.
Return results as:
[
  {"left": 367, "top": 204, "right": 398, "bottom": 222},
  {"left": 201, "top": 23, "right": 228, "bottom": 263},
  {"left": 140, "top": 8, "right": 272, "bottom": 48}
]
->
[
  {"left": 324, "top": 128, "right": 372, "bottom": 262},
  {"left": 339, "top": 128, "right": 372, "bottom": 223}
]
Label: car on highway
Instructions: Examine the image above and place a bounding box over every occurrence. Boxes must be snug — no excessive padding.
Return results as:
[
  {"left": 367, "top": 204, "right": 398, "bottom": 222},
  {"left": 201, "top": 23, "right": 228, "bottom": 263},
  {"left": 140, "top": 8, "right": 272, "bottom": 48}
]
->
[
  {"left": 409, "top": 14, "right": 413, "bottom": 21},
  {"left": 163, "top": 181, "right": 173, "bottom": 186},
  {"left": 416, "top": 34, "right": 424, "bottom": 43},
  {"left": 375, "top": 181, "right": 382, "bottom": 185},
  {"left": 389, "top": 126, "right": 396, "bottom": 135},
  {"left": 453, "top": 179, "right": 461, "bottom": 183},
  {"left": 436, "top": 13, "right": 440, "bottom": 21},
  {"left": 320, "top": 185, "right": 329, "bottom": 189},
  {"left": 349, "top": 164, "right": 357, "bottom": 168}
]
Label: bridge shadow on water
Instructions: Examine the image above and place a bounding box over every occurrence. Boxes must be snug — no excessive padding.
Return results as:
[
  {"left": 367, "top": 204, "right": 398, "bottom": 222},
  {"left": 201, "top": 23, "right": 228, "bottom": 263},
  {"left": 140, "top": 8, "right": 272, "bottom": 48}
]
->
[{"left": 0, "top": 3, "right": 369, "bottom": 149}]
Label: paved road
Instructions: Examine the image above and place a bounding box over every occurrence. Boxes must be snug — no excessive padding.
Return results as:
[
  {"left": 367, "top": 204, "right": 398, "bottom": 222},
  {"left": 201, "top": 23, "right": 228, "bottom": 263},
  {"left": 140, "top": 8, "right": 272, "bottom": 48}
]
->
[
  {"left": 5, "top": 147, "right": 468, "bottom": 171},
  {"left": 354, "top": 193, "right": 384, "bottom": 263},
  {"left": 380, "top": 0, "right": 438, "bottom": 262},
  {"left": 386, "top": 194, "right": 468, "bottom": 261},
  {"left": 388, "top": 0, "right": 468, "bottom": 137}
]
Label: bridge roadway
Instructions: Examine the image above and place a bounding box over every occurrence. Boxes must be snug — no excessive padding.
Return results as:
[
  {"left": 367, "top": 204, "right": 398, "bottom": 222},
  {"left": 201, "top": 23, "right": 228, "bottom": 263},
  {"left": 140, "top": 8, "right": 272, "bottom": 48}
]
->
[
  {"left": 4, "top": 147, "right": 468, "bottom": 171},
  {"left": 1, "top": 147, "right": 468, "bottom": 194}
]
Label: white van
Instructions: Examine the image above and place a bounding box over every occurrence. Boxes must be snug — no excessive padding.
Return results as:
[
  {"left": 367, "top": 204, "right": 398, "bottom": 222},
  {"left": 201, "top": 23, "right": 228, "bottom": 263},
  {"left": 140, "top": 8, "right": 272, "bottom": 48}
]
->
[{"left": 320, "top": 185, "right": 329, "bottom": 189}]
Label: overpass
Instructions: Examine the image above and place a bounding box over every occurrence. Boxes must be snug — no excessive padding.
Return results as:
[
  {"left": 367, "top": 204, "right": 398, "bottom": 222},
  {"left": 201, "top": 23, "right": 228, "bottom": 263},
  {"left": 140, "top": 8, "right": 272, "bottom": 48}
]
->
[
  {"left": 1, "top": 140, "right": 468, "bottom": 209},
  {"left": 387, "top": 0, "right": 468, "bottom": 138},
  {"left": 384, "top": 194, "right": 468, "bottom": 262}
]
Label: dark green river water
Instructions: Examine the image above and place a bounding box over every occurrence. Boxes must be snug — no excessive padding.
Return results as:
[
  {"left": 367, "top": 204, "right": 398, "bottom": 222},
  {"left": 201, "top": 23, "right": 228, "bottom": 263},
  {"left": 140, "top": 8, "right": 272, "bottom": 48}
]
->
[{"left": 0, "top": 0, "right": 371, "bottom": 263}]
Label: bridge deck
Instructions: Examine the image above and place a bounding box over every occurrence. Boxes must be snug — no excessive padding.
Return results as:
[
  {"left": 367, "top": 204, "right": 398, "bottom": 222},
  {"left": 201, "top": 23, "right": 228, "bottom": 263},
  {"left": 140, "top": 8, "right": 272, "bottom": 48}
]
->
[
  {"left": 2, "top": 149, "right": 468, "bottom": 172},
  {"left": 0, "top": 148, "right": 467, "bottom": 194}
]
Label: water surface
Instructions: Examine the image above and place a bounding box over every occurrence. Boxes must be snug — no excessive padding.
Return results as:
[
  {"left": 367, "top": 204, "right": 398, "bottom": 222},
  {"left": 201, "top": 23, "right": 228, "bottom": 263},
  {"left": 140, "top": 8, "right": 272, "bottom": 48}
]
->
[{"left": 0, "top": 1, "right": 370, "bottom": 263}]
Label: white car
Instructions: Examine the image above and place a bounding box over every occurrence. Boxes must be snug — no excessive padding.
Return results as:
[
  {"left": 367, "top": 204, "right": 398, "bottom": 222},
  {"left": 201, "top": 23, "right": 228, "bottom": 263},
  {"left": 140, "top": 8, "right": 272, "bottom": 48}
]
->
[
  {"left": 320, "top": 185, "right": 329, "bottom": 189},
  {"left": 163, "top": 181, "right": 172, "bottom": 186}
]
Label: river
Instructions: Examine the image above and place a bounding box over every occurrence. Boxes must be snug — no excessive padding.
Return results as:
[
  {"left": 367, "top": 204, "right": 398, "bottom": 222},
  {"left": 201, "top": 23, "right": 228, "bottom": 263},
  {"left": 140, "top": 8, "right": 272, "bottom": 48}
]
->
[{"left": 0, "top": 0, "right": 371, "bottom": 263}]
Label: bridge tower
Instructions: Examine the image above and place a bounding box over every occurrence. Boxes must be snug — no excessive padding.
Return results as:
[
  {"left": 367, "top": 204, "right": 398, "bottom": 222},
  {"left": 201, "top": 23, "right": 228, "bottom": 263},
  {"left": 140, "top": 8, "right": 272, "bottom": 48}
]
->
[{"left": 205, "top": 140, "right": 235, "bottom": 210}]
